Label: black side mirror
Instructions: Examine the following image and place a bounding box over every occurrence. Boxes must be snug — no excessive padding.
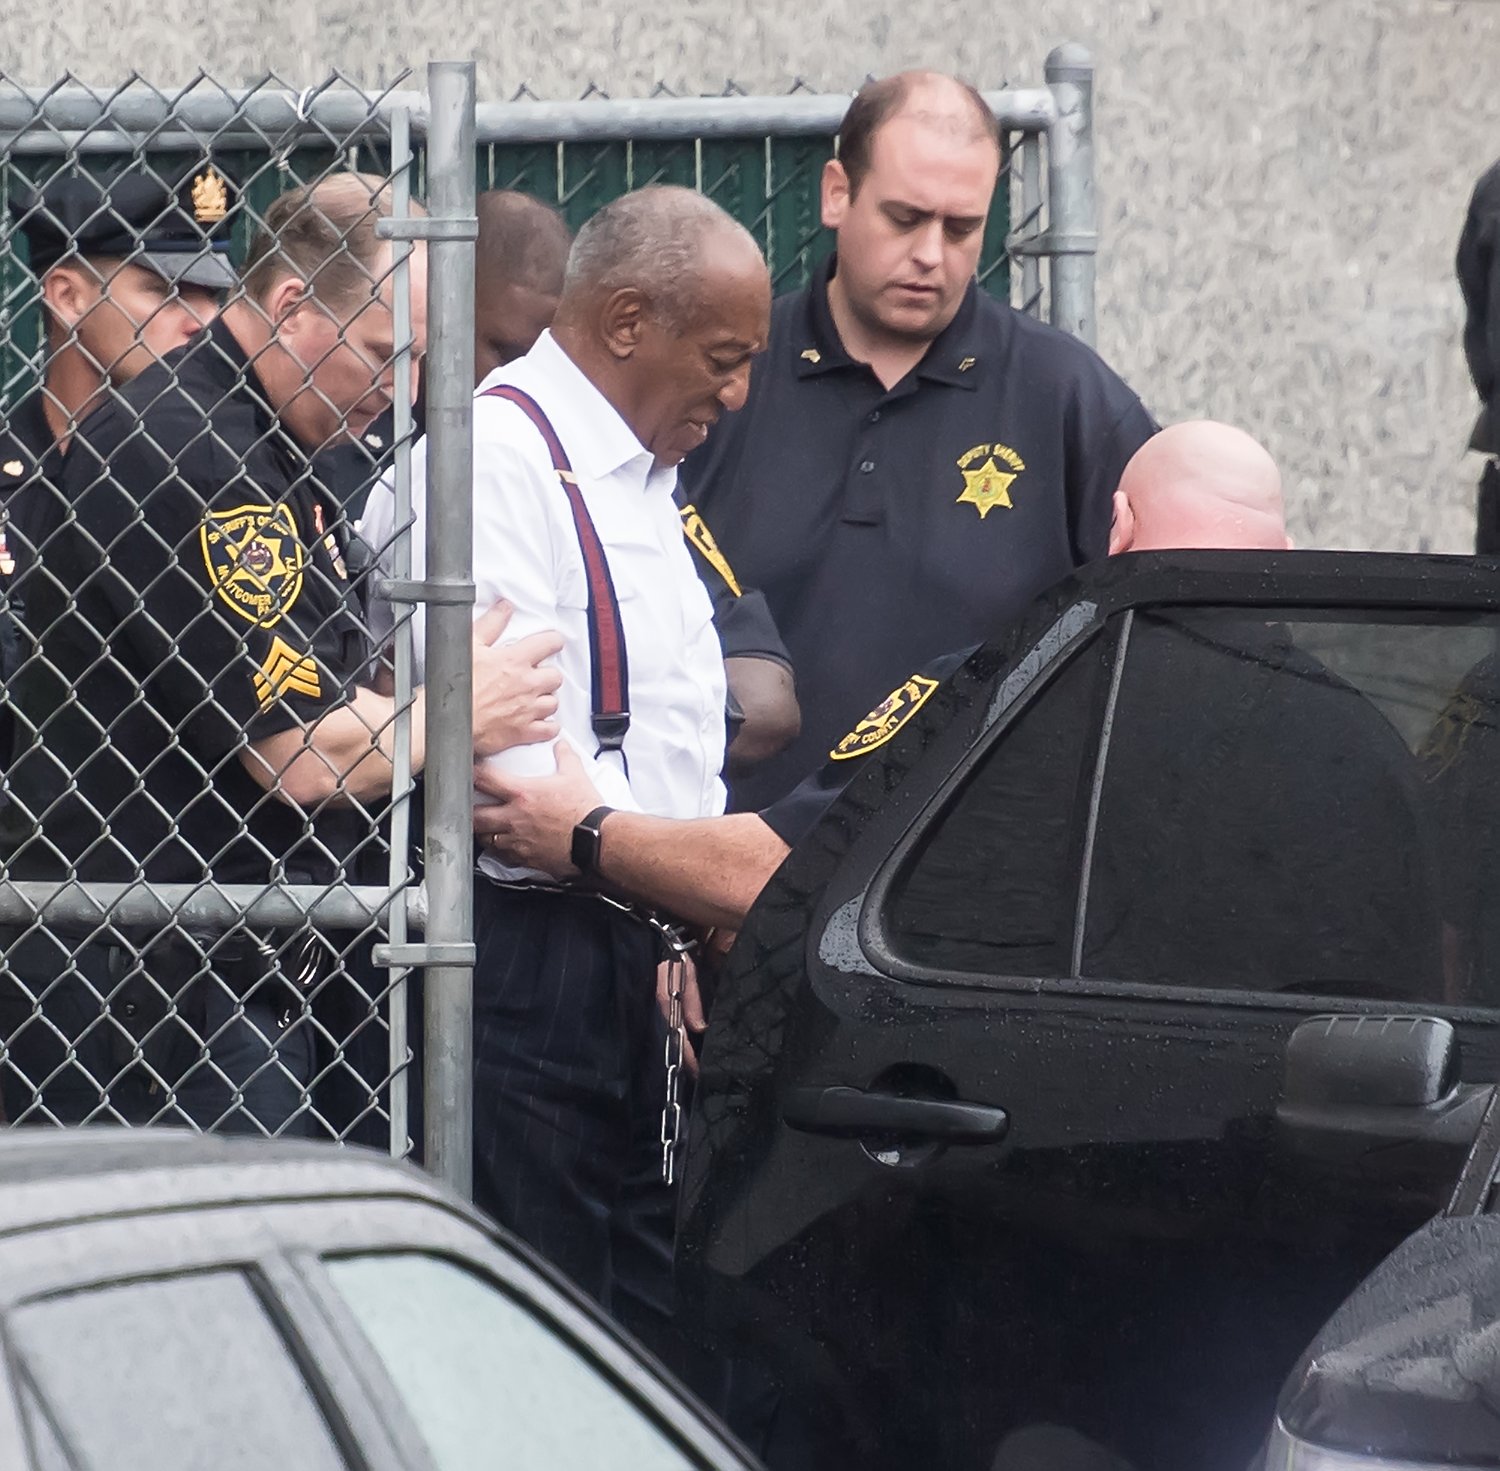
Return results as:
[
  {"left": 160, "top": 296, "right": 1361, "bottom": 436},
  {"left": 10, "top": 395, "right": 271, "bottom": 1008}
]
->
[{"left": 1276, "top": 1014, "right": 1491, "bottom": 1168}]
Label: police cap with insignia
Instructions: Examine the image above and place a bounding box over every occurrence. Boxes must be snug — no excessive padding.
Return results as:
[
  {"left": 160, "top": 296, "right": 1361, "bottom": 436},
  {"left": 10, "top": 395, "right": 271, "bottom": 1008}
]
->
[{"left": 9, "top": 164, "right": 238, "bottom": 290}]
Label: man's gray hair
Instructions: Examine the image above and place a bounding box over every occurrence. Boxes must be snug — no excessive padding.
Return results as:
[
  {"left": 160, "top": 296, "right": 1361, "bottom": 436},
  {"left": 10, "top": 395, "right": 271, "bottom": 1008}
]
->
[{"left": 563, "top": 185, "right": 760, "bottom": 332}]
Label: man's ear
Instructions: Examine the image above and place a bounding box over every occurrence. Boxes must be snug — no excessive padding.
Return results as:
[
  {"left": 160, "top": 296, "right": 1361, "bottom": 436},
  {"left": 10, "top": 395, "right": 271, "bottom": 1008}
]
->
[
  {"left": 263, "top": 275, "right": 312, "bottom": 330},
  {"left": 598, "top": 287, "right": 649, "bottom": 361},
  {"left": 821, "top": 158, "right": 851, "bottom": 231},
  {"left": 41, "top": 262, "right": 102, "bottom": 332},
  {"left": 1108, "top": 488, "right": 1135, "bottom": 556}
]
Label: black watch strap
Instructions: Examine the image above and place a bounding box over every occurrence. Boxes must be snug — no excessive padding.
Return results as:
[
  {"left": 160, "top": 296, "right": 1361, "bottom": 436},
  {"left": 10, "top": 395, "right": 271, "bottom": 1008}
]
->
[{"left": 570, "top": 805, "right": 616, "bottom": 876}]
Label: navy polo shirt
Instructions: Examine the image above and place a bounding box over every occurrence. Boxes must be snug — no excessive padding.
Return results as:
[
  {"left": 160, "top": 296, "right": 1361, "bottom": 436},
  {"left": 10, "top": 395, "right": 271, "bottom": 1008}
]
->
[{"left": 680, "top": 254, "right": 1156, "bottom": 810}]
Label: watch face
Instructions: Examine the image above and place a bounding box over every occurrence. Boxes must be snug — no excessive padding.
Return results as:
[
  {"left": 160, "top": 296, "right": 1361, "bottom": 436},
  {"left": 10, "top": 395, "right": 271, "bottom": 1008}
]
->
[{"left": 571, "top": 810, "right": 608, "bottom": 876}]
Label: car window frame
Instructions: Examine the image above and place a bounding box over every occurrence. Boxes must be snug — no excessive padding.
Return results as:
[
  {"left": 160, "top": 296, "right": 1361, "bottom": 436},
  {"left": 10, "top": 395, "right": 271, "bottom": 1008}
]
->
[
  {"left": 0, "top": 1188, "right": 756, "bottom": 1471},
  {"left": 0, "top": 1203, "right": 404, "bottom": 1471},
  {"left": 268, "top": 1196, "right": 754, "bottom": 1471},
  {"left": 854, "top": 590, "right": 1500, "bottom": 1025}
]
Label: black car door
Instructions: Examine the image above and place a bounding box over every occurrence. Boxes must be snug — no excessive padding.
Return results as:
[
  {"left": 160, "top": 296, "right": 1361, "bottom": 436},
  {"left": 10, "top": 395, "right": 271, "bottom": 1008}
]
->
[{"left": 680, "top": 553, "right": 1500, "bottom": 1471}]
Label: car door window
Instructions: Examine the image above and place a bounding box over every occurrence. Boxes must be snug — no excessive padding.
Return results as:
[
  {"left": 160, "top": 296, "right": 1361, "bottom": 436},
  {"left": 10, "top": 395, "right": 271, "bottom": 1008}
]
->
[
  {"left": 1082, "top": 607, "right": 1500, "bottom": 1003},
  {"left": 882, "top": 632, "right": 1112, "bottom": 975},
  {"left": 324, "top": 1252, "right": 696, "bottom": 1471},
  {"left": 6, "top": 1270, "right": 351, "bottom": 1471}
]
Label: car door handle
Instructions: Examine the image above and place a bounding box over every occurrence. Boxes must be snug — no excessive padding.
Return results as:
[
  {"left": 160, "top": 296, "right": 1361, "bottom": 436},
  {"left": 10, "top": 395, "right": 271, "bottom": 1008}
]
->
[{"left": 783, "top": 1085, "right": 1010, "bottom": 1144}]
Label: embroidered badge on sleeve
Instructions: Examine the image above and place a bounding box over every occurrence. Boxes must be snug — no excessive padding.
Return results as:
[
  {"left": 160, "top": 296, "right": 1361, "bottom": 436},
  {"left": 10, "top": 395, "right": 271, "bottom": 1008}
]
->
[
  {"left": 829, "top": 673, "right": 939, "bottom": 761},
  {"left": 200, "top": 503, "right": 306, "bottom": 627}
]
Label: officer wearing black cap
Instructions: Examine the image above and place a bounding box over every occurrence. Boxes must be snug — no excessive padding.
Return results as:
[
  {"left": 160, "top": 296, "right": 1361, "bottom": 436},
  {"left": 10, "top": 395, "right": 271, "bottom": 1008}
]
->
[
  {"left": 0, "top": 164, "right": 234, "bottom": 793},
  {"left": 680, "top": 70, "right": 1156, "bottom": 811}
]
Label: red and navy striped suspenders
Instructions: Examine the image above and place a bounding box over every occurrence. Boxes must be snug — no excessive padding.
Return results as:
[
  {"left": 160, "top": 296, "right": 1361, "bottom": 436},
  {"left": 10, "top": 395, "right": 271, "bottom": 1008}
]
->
[{"left": 479, "top": 386, "right": 631, "bottom": 757}]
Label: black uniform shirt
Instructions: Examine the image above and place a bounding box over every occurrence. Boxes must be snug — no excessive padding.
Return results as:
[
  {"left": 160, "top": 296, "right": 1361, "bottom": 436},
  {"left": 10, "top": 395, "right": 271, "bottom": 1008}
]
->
[
  {"left": 0, "top": 390, "right": 64, "bottom": 789},
  {"left": 0, "top": 389, "right": 63, "bottom": 581},
  {"left": 3, "top": 318, "right": 367, "bottom": 884},
  {"left": 680, "top": 254, "right": 1156, "bottom": 809}
]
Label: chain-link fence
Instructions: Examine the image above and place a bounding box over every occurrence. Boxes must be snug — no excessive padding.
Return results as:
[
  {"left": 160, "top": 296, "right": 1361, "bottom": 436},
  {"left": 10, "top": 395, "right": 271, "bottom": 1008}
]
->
[{"left": 0, "top": 54, "right": 1097, "bottom": 1197}]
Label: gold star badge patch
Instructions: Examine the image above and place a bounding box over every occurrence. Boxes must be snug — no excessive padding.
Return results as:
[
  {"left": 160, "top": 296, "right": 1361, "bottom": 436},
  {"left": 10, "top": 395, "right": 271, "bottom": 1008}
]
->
[{"left": 955, "top": 442, "right": 1026, "bottom": 520}]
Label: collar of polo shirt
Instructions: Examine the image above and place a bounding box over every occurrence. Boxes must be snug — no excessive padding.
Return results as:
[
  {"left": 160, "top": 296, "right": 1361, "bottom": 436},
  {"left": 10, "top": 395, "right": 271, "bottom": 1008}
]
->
[{"left": 793, "top": 252, "right": 988, "bottom": 392}]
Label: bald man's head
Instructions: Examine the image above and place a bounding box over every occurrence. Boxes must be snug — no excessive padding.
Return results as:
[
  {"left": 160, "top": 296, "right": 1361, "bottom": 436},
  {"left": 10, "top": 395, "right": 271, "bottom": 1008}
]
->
[{"left": 1109, "top": 422, "right": 1291, "bottom": 555}]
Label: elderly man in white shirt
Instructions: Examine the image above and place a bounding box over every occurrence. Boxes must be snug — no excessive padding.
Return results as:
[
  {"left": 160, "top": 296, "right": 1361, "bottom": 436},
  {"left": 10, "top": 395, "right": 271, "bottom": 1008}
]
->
[{"left": 362, "top": 185, "right": 769, "bottom": 1348}]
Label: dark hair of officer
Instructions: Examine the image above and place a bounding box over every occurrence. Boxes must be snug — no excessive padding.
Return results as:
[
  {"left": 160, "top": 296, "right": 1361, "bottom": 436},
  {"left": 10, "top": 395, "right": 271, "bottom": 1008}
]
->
[
  {"left": 836, "top": 70, "right": 1000, "bottom": 198},
  {"left": 473, "top": 190, "right": 572, "bottom": 379}
]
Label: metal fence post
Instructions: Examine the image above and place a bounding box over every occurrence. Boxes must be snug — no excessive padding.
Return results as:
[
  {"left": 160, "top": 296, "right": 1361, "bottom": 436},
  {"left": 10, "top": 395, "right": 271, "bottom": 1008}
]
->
[
  {"left": 420, "top": 60, "right": 479, "bottom": 1196},
  {"left": 1044, "top": 43, "right": 1098, "bottom": 347},
  {"left": 385, "top": 102, "right": 416, "bottom": 1159}
]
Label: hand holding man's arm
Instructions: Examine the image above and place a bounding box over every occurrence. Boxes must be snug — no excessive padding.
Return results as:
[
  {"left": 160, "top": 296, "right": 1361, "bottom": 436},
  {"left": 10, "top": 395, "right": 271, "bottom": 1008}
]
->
[
  {"left": 472, "top": 742, "right": 790, "bottom": 930},
  {"left": 244, "top": 600, "right": 564, "bottom": 805}
]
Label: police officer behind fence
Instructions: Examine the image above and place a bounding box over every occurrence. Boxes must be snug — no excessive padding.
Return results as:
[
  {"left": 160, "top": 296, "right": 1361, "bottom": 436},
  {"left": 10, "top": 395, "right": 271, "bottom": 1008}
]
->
[
  {"left": 0, "top": 173, "right": 563, "bottom": 1133},
  {"left": 680, "top": 69, "right": 1158, "bottom": 810},
  {"left": 0, "top": 167, "right": 232, "bottom": 786}
]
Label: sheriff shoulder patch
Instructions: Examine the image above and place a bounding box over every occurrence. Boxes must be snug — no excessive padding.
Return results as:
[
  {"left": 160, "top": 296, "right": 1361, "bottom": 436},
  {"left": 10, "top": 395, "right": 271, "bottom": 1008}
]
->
[
  {"left": 200, "top": 503, "right": 306, "bottom": 627},
  {"left": 679, "top": 504, "right": 743, "bottom": 598},
  {"left": 254, "top": 635, "right": 322, "bottom": 709},
  {"left": 829, "top": 673, "right": 940, "bottom": 761}
]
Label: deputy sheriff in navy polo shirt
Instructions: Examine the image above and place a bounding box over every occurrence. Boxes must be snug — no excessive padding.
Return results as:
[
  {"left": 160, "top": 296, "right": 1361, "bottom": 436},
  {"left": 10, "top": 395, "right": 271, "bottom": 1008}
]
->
[{"left": 680, "top": 69, "right": 1156, "bottom": 810}]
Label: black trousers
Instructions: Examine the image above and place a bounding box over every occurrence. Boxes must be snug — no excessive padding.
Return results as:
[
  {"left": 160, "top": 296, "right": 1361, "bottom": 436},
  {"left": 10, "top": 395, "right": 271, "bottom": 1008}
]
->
[
  {"left": 1478, "top": 459, "right": 1500, "bottom": 556},
  {"left": 471, "top": 882, "right": 686, "bottom": 1369},
  {"left": 0, "top": 927, "right": 314, "bottom": 1133}
]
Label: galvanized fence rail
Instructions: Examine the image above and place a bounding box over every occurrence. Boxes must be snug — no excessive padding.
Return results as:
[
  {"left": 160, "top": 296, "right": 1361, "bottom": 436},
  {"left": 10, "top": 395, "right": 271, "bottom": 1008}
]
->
[{"left": 0, "top": 51, "right": 1098, "bottom": 1198}]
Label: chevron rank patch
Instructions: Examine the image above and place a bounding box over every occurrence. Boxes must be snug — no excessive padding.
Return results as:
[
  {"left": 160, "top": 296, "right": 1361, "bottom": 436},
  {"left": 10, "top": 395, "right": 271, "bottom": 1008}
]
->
[
  {"left": 829, "top": 673, "right": 939, "bottom": 761},
  {"left": 679, "top": 504, "right": 743, "bottom": 597},
  {"left": 254, "top": 635, "right": 321, "bottom": 709}
]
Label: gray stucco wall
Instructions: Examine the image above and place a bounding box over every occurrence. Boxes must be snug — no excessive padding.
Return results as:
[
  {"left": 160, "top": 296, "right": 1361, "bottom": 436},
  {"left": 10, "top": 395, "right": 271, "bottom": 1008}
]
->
[{"left": 3, "top": 0, "right": 1498, "bottom": 551}]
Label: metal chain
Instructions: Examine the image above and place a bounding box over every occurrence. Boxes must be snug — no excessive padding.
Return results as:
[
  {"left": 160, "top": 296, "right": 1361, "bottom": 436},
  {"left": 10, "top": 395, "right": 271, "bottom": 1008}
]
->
[
  {"left": 660, "top": 939, "right": 689, "bottom": 1185},
  {"left": 538, "top": 886, "right": 694, "bottom": 1185}
]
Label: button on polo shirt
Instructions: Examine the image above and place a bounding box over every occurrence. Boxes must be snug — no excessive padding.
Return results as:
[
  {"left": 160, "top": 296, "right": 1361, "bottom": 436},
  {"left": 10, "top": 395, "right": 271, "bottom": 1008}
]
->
[{"left": 680, "top": 255, "right": 1157, "bottom": 811}]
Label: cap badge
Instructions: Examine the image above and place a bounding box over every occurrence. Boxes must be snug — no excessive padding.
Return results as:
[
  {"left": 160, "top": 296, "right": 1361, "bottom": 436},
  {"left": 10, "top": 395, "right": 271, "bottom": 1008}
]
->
[
  {"left": 2, "top": 460, "right": 23, "bottom": 478},
  {"left": 956, "top": 441, "right": 1026, "bottom": 520},
  {"left": 800, "top": 348, "right": 821, "bottom": 364},
  {"left": 191, "top": 167, "right": 228, "bottom": 224}
]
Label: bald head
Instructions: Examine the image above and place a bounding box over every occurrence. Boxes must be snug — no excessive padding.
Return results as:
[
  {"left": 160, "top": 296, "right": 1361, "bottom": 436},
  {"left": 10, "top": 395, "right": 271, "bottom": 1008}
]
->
[{"left": 1110, "top": 422, "right": 1290, "bottom": 555}]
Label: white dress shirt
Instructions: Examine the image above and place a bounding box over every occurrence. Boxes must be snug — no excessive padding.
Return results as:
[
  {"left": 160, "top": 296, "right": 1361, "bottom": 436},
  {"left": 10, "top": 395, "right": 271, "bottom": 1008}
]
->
[{"left": 360, "top": 330, "right": 727, "bottom": 881}]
